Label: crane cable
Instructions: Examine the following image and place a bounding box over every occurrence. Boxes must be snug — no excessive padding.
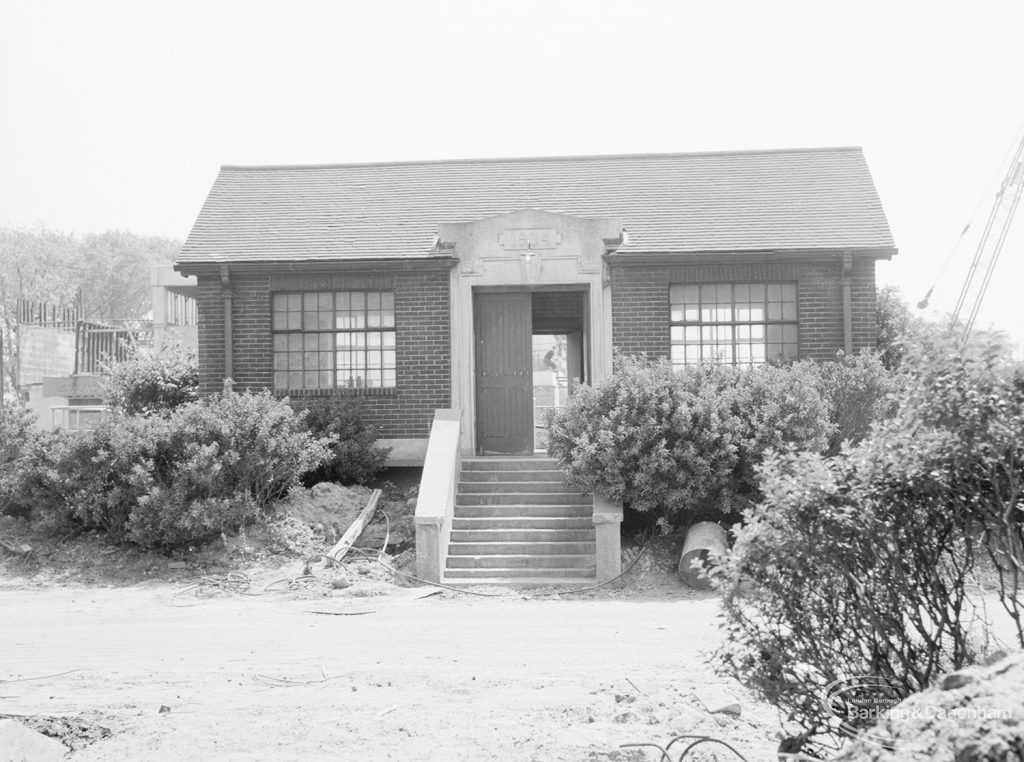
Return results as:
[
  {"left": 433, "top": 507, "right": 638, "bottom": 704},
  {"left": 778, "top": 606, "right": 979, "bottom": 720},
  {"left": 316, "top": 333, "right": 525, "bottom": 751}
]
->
[
  {"left": 959, "top": 131, "right": 1024, "bottom": 338},
  {"left": 918, "top": 120, "right": 1024, "bottom": 312}
]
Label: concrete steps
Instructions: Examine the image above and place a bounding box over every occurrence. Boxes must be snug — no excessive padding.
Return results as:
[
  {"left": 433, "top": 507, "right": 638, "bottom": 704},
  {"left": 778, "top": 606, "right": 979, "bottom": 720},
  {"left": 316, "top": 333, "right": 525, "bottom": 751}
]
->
[
  {"left": 455, "top": 492, "right": 590, "bottom": 505},
  {"left": 451, "top": 516, "right": 592, "bottom": 530},
  {"left": 454, "top": 504, "right": 592, "bottom": 518},
  {"left": 443, "top": 457, "right": 597, "bottom": 585},
  {"left": 459, "top": 469, "right": 570, "bottom": 482},
  {"left": 449, "top": 541, "right": 596, "bottom": 556},
  {"left": 462, "top": 459, "right": 563, "bottom": 471},
  {"left": 458, "top": 481, "right": 583, "bottom": 493},
  {"left": 450, "top": 528, "right": 595, "bottom": 543}
]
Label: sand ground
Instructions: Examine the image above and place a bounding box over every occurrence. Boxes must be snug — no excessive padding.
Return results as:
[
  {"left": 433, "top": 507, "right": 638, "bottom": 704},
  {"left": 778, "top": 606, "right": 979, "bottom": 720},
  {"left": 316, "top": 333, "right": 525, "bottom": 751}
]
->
[{"left": 0, "top": 583, "right": 783, "bottom": 761}]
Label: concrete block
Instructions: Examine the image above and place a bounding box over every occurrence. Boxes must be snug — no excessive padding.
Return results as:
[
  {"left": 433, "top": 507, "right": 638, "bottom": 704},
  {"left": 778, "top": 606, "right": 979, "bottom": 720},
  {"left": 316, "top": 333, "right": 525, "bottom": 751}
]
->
[
  {"left": 697, "top": 685, "right": 741, "bottom": 717},
  {"left": 593, "top": 494, "right": 623, "bottom": 583}
]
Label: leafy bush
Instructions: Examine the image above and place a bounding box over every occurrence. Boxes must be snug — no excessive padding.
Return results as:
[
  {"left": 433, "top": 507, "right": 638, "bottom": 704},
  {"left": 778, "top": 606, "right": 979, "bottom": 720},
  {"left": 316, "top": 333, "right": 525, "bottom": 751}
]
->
[
  {"left": 715, "top": 430, "right": 982, "bottom": 752},
  {"left": 294, "top": 397, "right": 389, "bottom": 485},
  {"left": 0, "top": 401, "right": 38, "bottom": 517},
  {"left": 875, "top": 285, "right": 946, "bottom": 370},
  {"left": 21, "top": 417, "right": 165, "bottom": 537},
  {"left": 103, "top": 346, "right": 198, "bottom": 416},
  {"left": 715, "top": 333, "right": 1024, "bottom": 753},
  {"left": 0, "top": 401, "right": 35, "bottom": 463},
  {"left": 547, "top": 356, "right": 830, "bottom": 528},
  {"left": 731, "top": 360, "right": 832, "bottom": 498},
  {"left": 126, "top": 386, "right": 331, "bottom": 547},
  {"left": 899, "top": 332, "right": 1024, "bottom": 646},
  {"left": 815, "top": 351, "right": 899, "bottom": 455},
  {"left": 13, "top": 385, "right": 331, "bottom": 548}
]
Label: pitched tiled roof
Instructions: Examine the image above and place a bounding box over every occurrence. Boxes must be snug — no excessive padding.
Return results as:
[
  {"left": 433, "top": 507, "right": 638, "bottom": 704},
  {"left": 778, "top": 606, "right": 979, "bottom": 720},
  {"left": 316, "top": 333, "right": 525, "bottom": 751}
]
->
[{"left": 177, "top": 148, "right": 895, "bottom": 266}]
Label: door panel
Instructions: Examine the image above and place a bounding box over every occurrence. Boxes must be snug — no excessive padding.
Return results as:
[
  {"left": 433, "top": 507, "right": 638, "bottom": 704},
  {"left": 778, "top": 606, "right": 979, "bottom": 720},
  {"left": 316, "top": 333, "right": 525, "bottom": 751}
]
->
[
  {"left": 474, "top": 292, "right": 533, "bottom": 454},
  {"left": 566, "top": 330, "right": 583, "bottom": 394}
]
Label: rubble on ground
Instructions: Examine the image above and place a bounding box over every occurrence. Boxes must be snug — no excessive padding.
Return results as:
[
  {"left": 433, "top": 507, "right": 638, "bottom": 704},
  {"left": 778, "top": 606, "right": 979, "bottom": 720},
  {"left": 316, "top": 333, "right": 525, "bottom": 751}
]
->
[
  {"left": 0, "top": 718, "right": 69, "bottom": 761},
  {"left": 526, "top": 678, "right": 771, "bottom": 761},
  {"left": 834, "top": 651, "right": 1024, "bottom": 761},
  {"left": 280, "top": 481, "right": 415, "bottom": 553},
  {"left": 352, "top": 498, "right": 415, "bottom": 552},
  {"left": 277, "top": 482, "right": 372, "bottom": 543}
]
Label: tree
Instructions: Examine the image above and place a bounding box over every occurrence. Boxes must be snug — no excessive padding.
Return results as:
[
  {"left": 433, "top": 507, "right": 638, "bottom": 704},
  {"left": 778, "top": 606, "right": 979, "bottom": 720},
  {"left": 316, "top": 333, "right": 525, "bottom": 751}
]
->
[
  {"left": 876, "top": 285, "right": 958, "bottom": 370},
  {"left": 0, "top": 225, "right": 80, "bottom": 394},
  {"left": 0, "top": 225, "right": 181, "bottom": 397},
  {"left": 876, "top": 286, "right": 937, "bottom": 369},
  {"left": 76, "top": 231, "right": 180, "bottom": 323}
]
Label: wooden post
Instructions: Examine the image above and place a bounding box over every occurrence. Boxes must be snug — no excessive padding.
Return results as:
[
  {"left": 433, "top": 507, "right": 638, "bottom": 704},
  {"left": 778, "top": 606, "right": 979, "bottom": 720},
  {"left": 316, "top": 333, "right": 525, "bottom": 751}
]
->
[{"left": 327, "top": 489, "right": 383, "bottom": 562}]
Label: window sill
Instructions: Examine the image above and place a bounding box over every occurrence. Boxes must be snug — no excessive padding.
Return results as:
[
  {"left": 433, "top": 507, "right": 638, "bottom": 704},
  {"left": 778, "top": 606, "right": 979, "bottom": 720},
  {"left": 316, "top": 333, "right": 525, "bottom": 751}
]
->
[{"left": 275, "top": 387, "right": 398, "bottom": 399}]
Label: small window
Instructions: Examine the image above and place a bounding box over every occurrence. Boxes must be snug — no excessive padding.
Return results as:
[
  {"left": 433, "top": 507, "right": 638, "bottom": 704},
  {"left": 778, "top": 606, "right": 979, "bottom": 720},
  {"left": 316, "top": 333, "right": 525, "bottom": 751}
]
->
[
  {"left": 272, "top": 291, "right": 396, "bottom": 390},
  {"left": 669, "top": 282, "right": 798, "bottom": 368}
]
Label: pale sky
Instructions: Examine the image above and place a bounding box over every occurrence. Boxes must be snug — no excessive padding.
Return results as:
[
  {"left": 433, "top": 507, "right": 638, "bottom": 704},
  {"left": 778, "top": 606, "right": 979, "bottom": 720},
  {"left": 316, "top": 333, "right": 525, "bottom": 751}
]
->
[{"left": 2, "top": 0, "right": 1022, "bottom": 346}]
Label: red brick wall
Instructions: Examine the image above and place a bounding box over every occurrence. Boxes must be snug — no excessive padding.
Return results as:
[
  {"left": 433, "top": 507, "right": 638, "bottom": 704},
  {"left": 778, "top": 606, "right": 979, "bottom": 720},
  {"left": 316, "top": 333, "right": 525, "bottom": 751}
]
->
[
  {"left": 196, "top": 275, "right": 226, "bottom": 389},
  {"left": 609, "top": 255, "right": 879, "bottom": 362},
  {"left": 192, "top": 263, "right": 452, "bottom": 440}
]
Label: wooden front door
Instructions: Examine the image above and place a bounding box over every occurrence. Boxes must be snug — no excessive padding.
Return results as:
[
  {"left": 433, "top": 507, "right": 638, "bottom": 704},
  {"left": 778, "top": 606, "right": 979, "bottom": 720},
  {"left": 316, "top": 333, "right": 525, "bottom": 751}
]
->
[{"left": 474, "top": 291, "right": 533, "bottom": 455}]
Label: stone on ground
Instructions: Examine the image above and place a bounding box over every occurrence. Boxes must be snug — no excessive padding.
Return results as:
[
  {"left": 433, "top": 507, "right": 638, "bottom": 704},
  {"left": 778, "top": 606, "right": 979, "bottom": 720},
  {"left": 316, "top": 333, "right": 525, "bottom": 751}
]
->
[
  {"left": 697, "top": 684, "right": 742, "bottom": 717},
  {"left": 835, "top": 651, "right": 1024, "bottom": 761}
]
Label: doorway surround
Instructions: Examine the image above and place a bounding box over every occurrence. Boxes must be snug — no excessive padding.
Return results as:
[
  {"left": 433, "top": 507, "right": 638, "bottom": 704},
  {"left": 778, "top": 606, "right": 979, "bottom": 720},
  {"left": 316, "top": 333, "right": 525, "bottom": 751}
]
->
[{"left": 438, "top": 209, "right": 622, "bottom": 457}]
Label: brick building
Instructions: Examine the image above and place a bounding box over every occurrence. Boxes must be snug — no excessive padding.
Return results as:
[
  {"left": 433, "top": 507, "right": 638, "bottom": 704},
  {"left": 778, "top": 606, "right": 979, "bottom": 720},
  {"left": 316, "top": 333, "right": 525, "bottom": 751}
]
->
[{"left": 175, "top": 148, "right": 896, "bottom": 465}]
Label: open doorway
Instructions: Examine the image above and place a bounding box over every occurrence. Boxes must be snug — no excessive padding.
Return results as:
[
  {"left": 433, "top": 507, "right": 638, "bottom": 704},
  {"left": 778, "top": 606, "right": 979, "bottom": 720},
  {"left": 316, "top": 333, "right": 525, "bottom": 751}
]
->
[
  {"left": 473, "top": 287, "right": 588, "bottom": 455},
  {"left": 531, "top": 289, "right": 587, "bottom": 452},
  {"left": 531, "top": 334, "right": 568, "bottom": 452}
]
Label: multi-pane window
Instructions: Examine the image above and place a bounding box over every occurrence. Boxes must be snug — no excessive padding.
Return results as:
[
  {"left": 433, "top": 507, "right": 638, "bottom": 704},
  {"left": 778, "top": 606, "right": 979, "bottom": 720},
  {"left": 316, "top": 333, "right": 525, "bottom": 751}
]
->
[
  {"left": 272, "top": 291, "right": 396, "bottom": 390},
  {"left": 669, "top": 283, "right": 798, "bottom": 367}
]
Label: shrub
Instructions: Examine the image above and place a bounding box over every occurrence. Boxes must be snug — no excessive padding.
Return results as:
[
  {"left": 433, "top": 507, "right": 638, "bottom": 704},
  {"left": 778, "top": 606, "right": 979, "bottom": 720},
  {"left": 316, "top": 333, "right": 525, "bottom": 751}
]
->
[
  {"left": 294, "top": 397, "right": 389, "bottom": 485},
  {"left": 0, "top": 401, "right": 38, "bottom": 517},
  {"left": 103, "top": 346, "right": 198, "bottom": 416},
  {"left": 730, "top": 360, "right": 832, "bottom": 500},
  {"left": 0, "top": 401, "right": 35, "bottom": 464},
  {"left": 547, "top": 356, "right": 830, "bottom": 528},
  {"left": 715, "top": 333, "right": 1024, "bottom": 753},
  {"left": 899, "top": 332, "right": 1024, "bottom": 647},
  {"left": 875, "top": 286, "right": 945, "bottom": 370},
  {"left": 7, "top": 416, "right": 163, "bottom": 536},
  {"left": 715, "top": 430, "right": 981, "bottom": 752},
  {"left": 125, "top": 385, "right": 331, "bottom": 547},
  {"left": 14, "top": 385, "right": 331, "bottom": 548},
  {"left": 814, "top": 351, "right": 900, "bottom": 455}
]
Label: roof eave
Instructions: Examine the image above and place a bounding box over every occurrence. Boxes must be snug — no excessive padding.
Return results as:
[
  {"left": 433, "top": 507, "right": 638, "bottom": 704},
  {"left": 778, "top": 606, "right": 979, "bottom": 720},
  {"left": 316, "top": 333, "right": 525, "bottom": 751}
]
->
[
  {"left": 604, "top": 246, "right": 897, "bottom": 265},
  {"left": 174, "top": 254, "right": 458, "bottom": 277}
]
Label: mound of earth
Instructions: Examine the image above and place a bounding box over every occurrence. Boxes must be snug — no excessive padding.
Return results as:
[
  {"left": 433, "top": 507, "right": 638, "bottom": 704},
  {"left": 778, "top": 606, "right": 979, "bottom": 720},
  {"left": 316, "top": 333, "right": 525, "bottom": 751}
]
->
[
  {"left": 352, "top": 496, "right": 416, "bottom": 552},
  {"left": 836, "top": 651, "right": 1024, "bottom": 761},
  {"left": 277, "top": 482, "right": 372, "bottom": 544},
  {"left": 280, "top": 481, "right": 416, "bottom": 552}
]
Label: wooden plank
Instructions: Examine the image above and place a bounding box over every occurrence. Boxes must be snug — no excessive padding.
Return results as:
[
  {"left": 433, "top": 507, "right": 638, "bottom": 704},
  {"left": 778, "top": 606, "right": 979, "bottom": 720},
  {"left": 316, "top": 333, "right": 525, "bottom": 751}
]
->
[{"left": 327, "top": 488, "right": 383, "bottom": 562}]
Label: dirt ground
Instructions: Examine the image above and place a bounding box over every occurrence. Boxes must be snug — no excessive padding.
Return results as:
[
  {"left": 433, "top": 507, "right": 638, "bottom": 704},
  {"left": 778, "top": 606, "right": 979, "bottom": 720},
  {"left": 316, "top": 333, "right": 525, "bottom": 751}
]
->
[
  {"left": 0, "top": 508, "right": 788, "bottom": 761},
  {"left": 0, "top": 584, "right": 787, "bottom": 761},
  {"left": 4, "top": 502, "right": 1016, "bottom": 761}
]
